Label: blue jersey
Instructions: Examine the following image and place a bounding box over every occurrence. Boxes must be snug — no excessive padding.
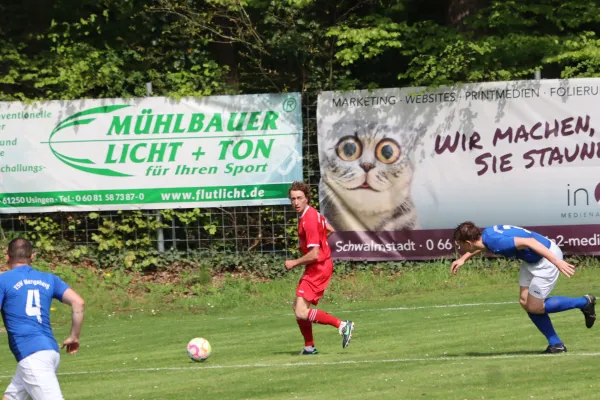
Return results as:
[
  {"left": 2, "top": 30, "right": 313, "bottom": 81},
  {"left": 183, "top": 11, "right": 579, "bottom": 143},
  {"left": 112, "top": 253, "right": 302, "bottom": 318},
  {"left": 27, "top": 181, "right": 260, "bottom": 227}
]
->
[
  {"left": 0, "top": 266, "right": 70, "bottom": 362},
  {"left": 482, "top": 225, "right": 552, "bottom": 264}
]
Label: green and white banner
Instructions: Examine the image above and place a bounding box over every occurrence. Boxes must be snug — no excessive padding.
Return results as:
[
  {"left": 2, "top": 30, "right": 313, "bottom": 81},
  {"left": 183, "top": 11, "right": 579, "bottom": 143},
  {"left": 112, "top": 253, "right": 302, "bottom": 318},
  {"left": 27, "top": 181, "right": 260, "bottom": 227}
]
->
[{"left": 0, "top": 93, "right": 303, "bottom": 213}]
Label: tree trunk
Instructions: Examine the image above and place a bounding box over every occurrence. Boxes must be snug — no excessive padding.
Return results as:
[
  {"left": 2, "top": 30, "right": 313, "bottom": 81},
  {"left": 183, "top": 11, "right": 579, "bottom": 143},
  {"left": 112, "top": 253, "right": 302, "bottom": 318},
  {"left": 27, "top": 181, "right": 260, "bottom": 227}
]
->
[
  {"left": 447, "top": 0, "right": 486, "bottom": 30},
  {"left": 211, "top": 41, "right": 240, "bottom": 93}
]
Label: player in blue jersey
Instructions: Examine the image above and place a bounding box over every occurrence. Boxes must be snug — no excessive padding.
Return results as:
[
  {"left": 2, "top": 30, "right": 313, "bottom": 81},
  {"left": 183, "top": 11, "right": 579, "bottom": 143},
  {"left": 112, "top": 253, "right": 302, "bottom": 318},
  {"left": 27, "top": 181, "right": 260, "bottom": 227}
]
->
[
  {"left": 451, "top": 222, "right": 595, "bottom": 354},
  {"left": 1, "top": 237, "right": 85, "bottom": 400}
]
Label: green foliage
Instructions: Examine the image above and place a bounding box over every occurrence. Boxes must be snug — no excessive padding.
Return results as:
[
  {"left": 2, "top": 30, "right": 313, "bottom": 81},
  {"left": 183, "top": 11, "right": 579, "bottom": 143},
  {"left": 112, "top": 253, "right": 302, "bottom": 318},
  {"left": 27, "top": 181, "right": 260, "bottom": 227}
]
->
[
  {"left": 3, "top": 0, "right": 600, "bottom": 99},
  {"left": 0, "top": 0, "right": 229, "bottom": 102},
  {"left": 327, "top": 17, "right": 407, "bottom": 66},
  {"left": 160, "top": 209, "right": 217, "bottom": 235},
  {"left": 327, "top": 0, "right": 600, "bottom": 87},
  {"left": 8, "top": 208, "right": 223, "bottom": 272},
  {"left": 3, "top": 0, "right": 600, "bottom": 276},
  {"left": 180, "top": 268, "right": 212, "bottom": 286},
  {"left": 102, "top": 270, "right": 134, "bottom": 288},
  {"left": 86, "top": 210, "right": 164, "bottom": 270},
  {"left": 21, "top": 216, "right": 62, "bottom": 252}
]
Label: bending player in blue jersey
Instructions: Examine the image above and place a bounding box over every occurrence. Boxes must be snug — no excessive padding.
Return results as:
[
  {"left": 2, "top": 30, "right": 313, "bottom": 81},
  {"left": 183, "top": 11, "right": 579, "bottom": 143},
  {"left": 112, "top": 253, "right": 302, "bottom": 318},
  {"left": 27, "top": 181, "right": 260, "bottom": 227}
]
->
[
  {"left": 451, "top": 222, "right": 595, "bottom": 354},
  {"left": 1, "top": 237, "right": 85, "bottom": 400}
]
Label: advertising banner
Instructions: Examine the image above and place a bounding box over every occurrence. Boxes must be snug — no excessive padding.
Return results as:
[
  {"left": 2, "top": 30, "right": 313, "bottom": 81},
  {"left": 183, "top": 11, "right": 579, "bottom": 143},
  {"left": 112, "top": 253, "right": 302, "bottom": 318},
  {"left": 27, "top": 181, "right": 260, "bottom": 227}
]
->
[
  {"left": 317, "top": 78, "right": 600, "bottom": 260},
  {"left": 0, "top": 93, "right": 303, "bottom": 213}
]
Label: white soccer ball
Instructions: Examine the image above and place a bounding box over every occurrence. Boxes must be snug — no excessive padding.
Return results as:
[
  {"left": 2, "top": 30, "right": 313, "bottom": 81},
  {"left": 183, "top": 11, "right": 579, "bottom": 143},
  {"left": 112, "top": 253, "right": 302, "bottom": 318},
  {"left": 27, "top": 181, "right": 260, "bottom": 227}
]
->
[{"left": 187, "top": 337, "right": 211, "bottom": 362}]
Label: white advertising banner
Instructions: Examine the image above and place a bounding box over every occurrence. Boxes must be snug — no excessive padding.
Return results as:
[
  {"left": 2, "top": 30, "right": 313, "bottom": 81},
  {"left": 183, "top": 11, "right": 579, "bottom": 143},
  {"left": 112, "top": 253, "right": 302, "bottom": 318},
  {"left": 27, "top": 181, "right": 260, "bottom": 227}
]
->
[
  {"left": 0, "top": 93, "right": 303, "bottom": 213},
  {"left": 317, "top": 78, "right": 600, "bottom": 260}
]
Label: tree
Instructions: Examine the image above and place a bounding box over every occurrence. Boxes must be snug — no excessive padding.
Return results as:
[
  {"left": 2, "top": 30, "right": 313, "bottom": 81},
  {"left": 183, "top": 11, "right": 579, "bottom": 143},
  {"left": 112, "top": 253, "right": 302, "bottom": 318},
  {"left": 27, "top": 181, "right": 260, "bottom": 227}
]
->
[{"left": 2, "top": 0, "right": 600, "bottom": 99}]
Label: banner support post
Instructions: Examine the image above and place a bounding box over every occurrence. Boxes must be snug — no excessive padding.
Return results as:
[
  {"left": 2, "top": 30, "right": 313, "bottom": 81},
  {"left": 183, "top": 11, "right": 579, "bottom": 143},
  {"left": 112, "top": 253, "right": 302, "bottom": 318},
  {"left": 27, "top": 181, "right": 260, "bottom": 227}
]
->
[{"left": 146, "top": 81, "right": 166, "bottom": 253}]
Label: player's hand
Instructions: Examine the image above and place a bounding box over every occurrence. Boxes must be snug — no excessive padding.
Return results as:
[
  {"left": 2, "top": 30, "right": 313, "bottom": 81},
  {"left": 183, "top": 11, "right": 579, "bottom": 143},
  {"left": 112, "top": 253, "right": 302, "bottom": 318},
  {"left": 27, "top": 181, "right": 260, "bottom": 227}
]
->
[
  {"left": 61, "top": 336, "right": 80, "bottom": 354},
  {"left": 284, "top": 260, "right": 296, "bottom": 270},
  {"left": 554, "top": 259, "right": 575, "bottom": 278},
  {"left": 450, "top": 259, "right": 465, "bottom": 275}
]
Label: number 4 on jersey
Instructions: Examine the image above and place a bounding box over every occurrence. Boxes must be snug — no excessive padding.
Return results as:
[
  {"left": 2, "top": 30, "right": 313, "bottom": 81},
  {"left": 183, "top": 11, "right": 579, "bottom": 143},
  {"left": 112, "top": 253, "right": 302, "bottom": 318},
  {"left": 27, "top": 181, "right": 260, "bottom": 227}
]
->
[{"left": 26, "top": 289, "right": 42, "bottom": 324}]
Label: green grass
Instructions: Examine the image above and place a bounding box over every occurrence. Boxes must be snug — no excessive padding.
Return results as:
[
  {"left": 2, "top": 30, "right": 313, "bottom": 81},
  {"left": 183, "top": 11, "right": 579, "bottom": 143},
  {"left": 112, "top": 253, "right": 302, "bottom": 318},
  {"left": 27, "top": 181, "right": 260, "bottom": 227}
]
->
[{"left": 1, "top": 260, "right": 600, "bottom": 399}]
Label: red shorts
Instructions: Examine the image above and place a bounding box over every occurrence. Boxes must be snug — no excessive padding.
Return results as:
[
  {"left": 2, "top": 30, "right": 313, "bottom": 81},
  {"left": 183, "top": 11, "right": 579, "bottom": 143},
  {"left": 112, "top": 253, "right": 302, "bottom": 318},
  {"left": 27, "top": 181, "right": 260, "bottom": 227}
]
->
[{"left": 296, "top": 258, "right": 333, "bottom": 305}]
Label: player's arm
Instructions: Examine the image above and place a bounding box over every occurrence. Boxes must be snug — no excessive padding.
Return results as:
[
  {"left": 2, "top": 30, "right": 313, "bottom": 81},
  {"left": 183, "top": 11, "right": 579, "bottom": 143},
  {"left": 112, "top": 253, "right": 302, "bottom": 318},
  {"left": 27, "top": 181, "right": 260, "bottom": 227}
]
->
[
  {"left": 60, "top": 288, "right": 85, "bottom": 354},
  {"left": 514, "top": 237, "right": 575, "bottom": 277},
  {"left": 450, "top": 250, "right": 481, "bottom": 274},
  {"left": 286, "top": 215, "right": 321, "bottom": 270},
  {"left": 286, "top": 246, "right": 320, "bottom": 270},
  {"left": 325, "top": 221, "right": 335, "bottom": 237},
  {"left": 459, "top": 250, "right": 482, "bottom": 262}
]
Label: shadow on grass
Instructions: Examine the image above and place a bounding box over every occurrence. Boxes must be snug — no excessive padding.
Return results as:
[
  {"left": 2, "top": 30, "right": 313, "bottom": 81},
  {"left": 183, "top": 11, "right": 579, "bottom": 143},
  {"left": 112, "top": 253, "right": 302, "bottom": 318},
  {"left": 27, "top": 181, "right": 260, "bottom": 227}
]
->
[{"left": 272, "top": 351, "right": 305, "bottom": 356}]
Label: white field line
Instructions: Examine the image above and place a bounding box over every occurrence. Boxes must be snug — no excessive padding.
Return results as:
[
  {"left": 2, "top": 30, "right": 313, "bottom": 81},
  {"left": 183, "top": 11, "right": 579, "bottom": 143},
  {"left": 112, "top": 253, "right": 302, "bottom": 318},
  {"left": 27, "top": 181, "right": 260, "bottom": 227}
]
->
[
  {"left": 87, "top": 300, "right": 519, "bottom": 328},
  {"left": 0, "top": 351, "right": 598, "bottom": 379},
  {"left": 217, "top": 301, "right": 518, "bottom": 320}
]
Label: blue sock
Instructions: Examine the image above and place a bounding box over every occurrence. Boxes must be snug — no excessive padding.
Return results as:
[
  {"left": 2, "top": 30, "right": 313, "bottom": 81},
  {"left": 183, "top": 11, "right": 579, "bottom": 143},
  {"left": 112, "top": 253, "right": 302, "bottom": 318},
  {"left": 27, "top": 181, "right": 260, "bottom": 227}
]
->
[
  {"left": 527, "top": 313, "right": 562, "bottom": 346},
  {"left": 544, "top": 296, "right": 588, "bottom": 313}
]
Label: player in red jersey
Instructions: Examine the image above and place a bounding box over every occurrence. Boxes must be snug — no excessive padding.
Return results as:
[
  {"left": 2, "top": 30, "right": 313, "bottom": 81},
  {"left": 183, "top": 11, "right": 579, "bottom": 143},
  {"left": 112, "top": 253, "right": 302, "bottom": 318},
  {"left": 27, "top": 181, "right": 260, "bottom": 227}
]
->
[{"left": 285, "top": 181, "right": 355, "bottom": 354}]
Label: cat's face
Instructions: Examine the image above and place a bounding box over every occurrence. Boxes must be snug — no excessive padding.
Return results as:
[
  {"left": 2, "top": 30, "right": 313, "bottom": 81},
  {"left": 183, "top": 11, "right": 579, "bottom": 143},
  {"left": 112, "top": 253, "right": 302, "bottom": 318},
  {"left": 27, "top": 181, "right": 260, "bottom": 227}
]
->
[{"left": 321, "top": 121, "right": 414, "bottom": 209}]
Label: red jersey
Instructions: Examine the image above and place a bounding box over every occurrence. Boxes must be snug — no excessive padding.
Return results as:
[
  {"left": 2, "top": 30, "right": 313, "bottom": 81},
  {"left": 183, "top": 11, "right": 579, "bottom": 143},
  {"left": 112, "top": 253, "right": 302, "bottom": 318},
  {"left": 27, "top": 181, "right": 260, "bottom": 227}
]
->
[{"left": 297, "top": 206, "right": 331, "bottom": 264}]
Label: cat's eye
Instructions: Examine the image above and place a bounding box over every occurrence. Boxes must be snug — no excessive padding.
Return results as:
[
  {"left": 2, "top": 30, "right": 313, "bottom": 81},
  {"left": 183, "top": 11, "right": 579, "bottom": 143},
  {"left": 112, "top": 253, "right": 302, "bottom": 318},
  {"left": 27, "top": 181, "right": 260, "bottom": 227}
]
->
[
  {"left": 375, "top": 139, "right": 401, "bottom": 164},
  {"left": 336, "top": 136, "right": 362, "bottom": 161}
]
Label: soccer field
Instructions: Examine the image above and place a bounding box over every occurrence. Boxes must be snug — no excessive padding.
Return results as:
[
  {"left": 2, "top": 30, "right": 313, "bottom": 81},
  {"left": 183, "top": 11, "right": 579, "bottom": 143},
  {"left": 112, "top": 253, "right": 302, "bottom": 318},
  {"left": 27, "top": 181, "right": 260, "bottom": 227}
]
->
[{"left": 0, "top": 265, "right": 598, "bottom": 400}]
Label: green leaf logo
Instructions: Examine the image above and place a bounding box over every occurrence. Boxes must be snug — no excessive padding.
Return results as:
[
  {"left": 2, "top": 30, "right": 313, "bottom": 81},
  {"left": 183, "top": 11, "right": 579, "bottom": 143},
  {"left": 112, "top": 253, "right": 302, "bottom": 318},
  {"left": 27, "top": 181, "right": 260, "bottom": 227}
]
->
[{"left": 48, "top": 105, "right": 133, "bottom": 177}]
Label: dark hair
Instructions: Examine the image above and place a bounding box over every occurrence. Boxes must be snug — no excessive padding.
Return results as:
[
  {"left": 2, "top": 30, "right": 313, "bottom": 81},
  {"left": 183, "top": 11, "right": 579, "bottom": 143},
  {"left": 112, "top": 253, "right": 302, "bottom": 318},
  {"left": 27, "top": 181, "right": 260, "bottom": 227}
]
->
[
  {"left": 288, "top": 181, "right": 311, "bottom": 201},
  {"left": 453, "top": 221, "right": 482, "bottom": 243},
  {"left": 7, "top": 237, "right": 33, "bottom": 263}
]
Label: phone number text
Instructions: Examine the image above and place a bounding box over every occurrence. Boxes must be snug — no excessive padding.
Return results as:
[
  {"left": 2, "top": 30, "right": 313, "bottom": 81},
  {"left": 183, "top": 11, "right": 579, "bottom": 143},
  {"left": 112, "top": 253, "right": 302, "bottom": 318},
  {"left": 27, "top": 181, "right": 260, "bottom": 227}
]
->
[{"left": 1, "top": 193, "right": 144, "bottom": 206}]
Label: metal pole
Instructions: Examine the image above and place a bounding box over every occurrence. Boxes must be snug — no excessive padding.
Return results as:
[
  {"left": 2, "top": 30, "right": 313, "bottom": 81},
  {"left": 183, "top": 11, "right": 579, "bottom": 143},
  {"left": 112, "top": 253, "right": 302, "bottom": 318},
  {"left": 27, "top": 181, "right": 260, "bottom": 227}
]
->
[
  {"left": 145, "top": 82, "right": 153, "bottom": 96},
  {"left": 534, "top": 70, "right": 541, "bottom": 80},
  {"left": 146, "top": 82, "right": 166, "bottom": 253}
]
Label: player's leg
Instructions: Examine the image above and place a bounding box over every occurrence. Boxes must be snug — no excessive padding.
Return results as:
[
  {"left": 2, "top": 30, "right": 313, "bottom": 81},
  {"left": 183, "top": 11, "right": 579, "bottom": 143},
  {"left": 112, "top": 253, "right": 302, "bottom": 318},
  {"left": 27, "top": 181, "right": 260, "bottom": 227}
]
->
[
  {"left": 293, "top": 296, "right": 317, "bottom": 355},
  {"left": 19, "top": 350, "right": 64, "bottom": 400},
  {"left": 300, "top": 261, "right": 355, "bottom": 348},
  {"left": 519, "top": 265, "right": 565, "bottom": 353},
  {"left": 542, "top": 288, "right": 595, "bottom": 328},
  {"left": 3, "top": 366, "right": 30, "bottom": 400},
  {"left": 295, "top": 287, "right": 343, "bottom": 330},
  {"left": 295, "top": 276, "right": 343, "bottom": 330},
  {"left": 522, "top": 285, "right": 565, "bottom": 353},
  {"left": 536, "top": 242, "right": 596, "bottom": 327},
  {"left": 3, "top": 390, "right": 30, "bottom": 400}
]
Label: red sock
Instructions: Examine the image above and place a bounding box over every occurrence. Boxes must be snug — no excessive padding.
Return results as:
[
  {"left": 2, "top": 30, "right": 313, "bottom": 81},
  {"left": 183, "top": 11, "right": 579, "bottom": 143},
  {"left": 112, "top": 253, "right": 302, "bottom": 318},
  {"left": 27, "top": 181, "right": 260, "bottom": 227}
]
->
[
  {"left": 308, "top": 309, "right": 342, "bottom": 328},
  {"left": 296, "top": 318, "right": 314, "bottom": 347}
]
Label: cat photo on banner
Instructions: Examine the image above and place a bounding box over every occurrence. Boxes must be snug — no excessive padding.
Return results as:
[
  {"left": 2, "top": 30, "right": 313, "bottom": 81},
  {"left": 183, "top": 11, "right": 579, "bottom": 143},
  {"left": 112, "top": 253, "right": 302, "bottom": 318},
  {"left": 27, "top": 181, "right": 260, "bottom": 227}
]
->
[{"left": 318, "top": 119, "right": 424, "bottom": 232}]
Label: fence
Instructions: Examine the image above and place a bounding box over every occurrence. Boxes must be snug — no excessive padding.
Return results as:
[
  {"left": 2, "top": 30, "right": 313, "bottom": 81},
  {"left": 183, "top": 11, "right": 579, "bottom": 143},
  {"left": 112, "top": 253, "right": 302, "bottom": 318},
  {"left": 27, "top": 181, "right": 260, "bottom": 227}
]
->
[{"left": 0, "top": 96, "right": 320, "bottom": 257}]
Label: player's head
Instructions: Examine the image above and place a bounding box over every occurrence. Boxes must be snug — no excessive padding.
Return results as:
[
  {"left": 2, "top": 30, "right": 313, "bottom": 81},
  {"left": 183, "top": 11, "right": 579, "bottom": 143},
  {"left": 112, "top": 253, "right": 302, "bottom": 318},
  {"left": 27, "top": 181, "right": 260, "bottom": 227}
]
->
[
  {"left": 453, "top": 221, "right": 483, "bottom": 252},
  {"left": 288, "top": 181, "right": 311, "bottom": 214},
  {"left": 6, "top": 237, "right": 34, "bottom": 267}
]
